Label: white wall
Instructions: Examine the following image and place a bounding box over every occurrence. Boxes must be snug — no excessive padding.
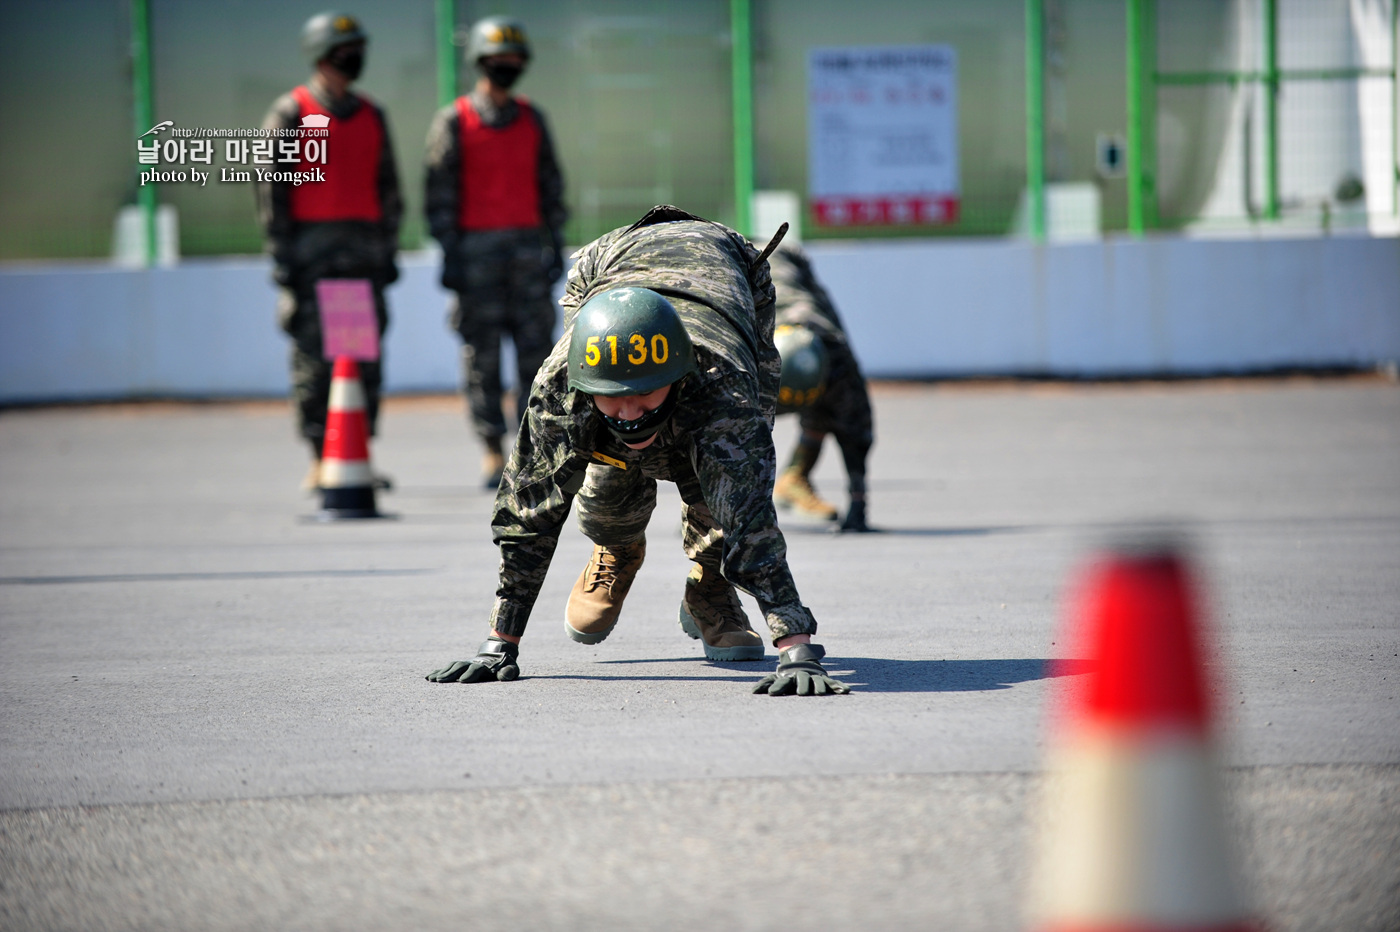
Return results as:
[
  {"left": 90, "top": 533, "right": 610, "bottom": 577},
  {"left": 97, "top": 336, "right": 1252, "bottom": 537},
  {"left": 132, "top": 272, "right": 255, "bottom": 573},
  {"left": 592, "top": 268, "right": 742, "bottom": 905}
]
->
[{"left": 1, "top": 236, "right": 1397, "bottom": 404}]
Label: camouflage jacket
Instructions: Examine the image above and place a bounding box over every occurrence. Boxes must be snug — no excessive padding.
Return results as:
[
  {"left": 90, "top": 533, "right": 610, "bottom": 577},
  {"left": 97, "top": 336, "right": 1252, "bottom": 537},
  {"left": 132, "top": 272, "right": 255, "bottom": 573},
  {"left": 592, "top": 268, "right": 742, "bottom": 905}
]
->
[
  {"left": 768, "top": 243, "right": 849, "bottom": 345},
  {"left": 256, "top": 82, "right": 403, "bottom": 281},
  {"left": 422, "top": 88, "right": 568, "bottom": 244},
  {"left": 487, "top": 206, "right": 816, "bottom": 642}
]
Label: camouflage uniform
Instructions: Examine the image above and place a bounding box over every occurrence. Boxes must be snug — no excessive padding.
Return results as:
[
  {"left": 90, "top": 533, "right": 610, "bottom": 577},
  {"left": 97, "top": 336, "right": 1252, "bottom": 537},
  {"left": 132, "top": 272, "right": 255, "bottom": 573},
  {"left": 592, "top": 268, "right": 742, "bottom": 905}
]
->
[
  {"left": 258, "top": 85, "right": 402, "bottom": 454},
  {"left": 769, "top": 244, "right": 874, "bottom": 503},
  {"left": 486, "top": 206, "right": 818, "bottom": 646},
  {"left": 423, "top": 88, "right": 568, "bottom": 444}
]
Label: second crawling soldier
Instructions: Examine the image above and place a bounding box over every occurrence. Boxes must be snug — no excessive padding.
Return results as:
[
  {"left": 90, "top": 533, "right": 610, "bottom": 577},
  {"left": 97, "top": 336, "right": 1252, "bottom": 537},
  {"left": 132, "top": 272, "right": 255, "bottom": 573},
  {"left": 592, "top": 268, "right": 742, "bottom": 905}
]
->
[
  {"left": 768, "top": 243, "right": 876, "bottom": 532},
  {"left": 426, "top": 206, "right": 850, "bottom": 696},
  {"left": 424, "top": 16, "right": 569, "bottom": 489},
  {"left": 258, "top": 12, "right": 403, "bottom": 492}
]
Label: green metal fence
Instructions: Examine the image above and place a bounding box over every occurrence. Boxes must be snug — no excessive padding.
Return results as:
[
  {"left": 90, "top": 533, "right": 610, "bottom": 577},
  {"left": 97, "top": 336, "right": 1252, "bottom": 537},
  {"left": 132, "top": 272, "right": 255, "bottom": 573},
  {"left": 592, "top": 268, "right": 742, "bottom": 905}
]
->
[
  {"left": 2, "top": 1, "right": 1395, "bottom": 263},
  {"left": 1136, "top": 0, "right": 1399, "bottom": 233}
]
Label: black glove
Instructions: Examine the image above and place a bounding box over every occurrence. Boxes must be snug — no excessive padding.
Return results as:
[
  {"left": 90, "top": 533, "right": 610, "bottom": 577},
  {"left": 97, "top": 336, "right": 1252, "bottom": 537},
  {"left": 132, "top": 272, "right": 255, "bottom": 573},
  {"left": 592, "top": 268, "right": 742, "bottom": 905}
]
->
[
  {"left": 543, "top": 227, "right": 565, "bottom": 285},
  {"left": 426, "top": 637, "right": 520, "bottom": 684},
  {"left": 839, "top": 500, "right": 871, "bottom": 533},
  {"left": 437, "top": 234, "right": 463, "bottom": 291},
  {"left": 753, "top": 643, "right": 850, "bottom": 696},
  {"left": 271, "top": 243, "right": 297, "bottom": 287}
]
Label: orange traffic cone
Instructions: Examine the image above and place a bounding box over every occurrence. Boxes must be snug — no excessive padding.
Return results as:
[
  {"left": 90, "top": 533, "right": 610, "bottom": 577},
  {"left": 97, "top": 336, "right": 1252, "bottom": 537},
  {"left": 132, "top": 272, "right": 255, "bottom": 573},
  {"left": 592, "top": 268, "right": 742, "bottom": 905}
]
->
[
  {"left": 1030, "top": 542, "right": 1259, "bottom": 931},
  {"left": 317, "top": 357, "right": 381, "bottom": 520}
]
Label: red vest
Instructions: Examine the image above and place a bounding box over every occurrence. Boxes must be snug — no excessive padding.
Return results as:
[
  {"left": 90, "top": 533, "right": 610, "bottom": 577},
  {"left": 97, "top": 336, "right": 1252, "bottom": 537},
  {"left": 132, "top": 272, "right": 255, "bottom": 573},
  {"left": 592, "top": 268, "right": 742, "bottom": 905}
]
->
[
  {"left": 289, "top": 85, "right": 383, "bottom": 223},
  {"left": 456, "top": 96, "right": 542, "bottom": 231}
]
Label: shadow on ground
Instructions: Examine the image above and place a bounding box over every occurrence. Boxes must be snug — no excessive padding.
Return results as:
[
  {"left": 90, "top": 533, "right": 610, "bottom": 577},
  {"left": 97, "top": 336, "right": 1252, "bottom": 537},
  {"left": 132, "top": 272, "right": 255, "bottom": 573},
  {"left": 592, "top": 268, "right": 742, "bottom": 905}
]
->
[{"left": 554, "top": 656, "right": 1094, "bottom": 693}]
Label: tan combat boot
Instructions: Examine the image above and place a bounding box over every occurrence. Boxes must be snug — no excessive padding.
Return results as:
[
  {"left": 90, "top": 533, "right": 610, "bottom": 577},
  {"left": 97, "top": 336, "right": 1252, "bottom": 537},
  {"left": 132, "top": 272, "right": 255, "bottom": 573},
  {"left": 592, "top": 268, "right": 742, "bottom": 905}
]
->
[
  {"left": 482, "top": 438, "right": 505, "bottom": 490},
  {"left": 773, "top": 468, "right": 839, "bottom": 521},
  {"left": 677, "top": 563, "right": 766, "bottom": 661},
  {"left": 565, "top": 539, "right": 646, "bottom": 644},
  {"left": 301, "top": 458, "right": 322, "bottom": 494}
]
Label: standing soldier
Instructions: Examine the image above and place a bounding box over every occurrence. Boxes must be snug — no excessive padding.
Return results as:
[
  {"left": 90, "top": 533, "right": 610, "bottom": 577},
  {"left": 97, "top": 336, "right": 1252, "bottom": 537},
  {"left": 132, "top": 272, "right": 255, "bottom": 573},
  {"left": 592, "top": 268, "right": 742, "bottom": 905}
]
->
[
  {"left": 258, "top": 11, "right": 403, "bottom": 492},
  {"left": 424, "top": 16, "right": 569, "bottom": 489},
  {"left": 426, "top": 206, "right": 850, "bottom": 696},
  {"left": 769, "top": 243, "right": 875, "bottom": 533}
]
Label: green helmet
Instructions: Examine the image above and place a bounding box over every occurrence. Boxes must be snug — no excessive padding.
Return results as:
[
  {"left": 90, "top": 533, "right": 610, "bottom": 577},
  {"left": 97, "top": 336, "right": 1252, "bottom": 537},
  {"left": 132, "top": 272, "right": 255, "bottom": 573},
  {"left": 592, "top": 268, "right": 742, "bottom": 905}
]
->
[
  {"left": 775, "top": 324, "right": 829, "bottom": 413},
  {"left": 465, "top": 16, "right": 531, "bottom": 63},
  {"left": 301, "top": 12, "right": 367, "bottom": 64},
  {"left": 568, "top": 287, "right": 697, "bottom": 397}
]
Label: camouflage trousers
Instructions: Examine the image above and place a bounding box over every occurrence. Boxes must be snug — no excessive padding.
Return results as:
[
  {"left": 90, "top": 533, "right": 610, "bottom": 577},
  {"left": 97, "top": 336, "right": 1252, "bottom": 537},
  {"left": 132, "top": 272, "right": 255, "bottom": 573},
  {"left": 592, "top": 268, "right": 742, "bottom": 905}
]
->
[
  {"left": 278, "top": 282, "right": 388, "bottom": 456},
  {"left": 448, "top": 229, "right": 558, "bottom": 442},
  {"left": 575, "top": 461, "right": 725, "bottom": 575},
  {"left": 790, "top": 339, "right": 873, "bottom": 495}
]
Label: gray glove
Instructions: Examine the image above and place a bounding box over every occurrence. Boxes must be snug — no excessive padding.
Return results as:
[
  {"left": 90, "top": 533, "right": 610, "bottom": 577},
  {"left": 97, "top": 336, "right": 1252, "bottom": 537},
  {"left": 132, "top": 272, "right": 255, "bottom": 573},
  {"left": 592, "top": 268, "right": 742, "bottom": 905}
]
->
[
  {"left": 426, "top": 637, "right": 520, "bottom": 683},
  {"left": 753, "top": 643, "right": 850, "bottom": 696}
]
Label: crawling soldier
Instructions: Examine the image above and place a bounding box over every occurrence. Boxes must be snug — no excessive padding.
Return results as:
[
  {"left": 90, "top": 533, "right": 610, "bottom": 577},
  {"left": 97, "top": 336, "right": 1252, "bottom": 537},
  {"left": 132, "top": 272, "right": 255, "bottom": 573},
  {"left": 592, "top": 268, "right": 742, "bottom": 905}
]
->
[{"left": 426, "top": 205, "right": 849, "bottom": 696}]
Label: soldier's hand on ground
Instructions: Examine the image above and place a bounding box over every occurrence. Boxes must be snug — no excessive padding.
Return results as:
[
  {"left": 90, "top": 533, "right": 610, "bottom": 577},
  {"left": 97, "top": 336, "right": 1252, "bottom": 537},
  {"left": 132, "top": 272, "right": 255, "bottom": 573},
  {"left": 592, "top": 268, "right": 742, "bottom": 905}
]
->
[
  {"left": 839, "top": 500, "right": 871, "bottom": 533},
  {"left": 426, "top": 637, "right": 520, "bottom": 683},
  {"left": 753, "top": 643, "right": 850, "bottom": 696}
]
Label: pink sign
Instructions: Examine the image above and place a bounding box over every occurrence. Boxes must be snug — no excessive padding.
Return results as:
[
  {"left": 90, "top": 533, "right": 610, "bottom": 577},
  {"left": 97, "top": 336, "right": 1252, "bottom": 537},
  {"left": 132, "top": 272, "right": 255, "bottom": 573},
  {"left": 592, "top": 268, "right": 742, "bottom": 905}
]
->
[{"left": 316, "top": 278, "right": 379, "bottom": 361}]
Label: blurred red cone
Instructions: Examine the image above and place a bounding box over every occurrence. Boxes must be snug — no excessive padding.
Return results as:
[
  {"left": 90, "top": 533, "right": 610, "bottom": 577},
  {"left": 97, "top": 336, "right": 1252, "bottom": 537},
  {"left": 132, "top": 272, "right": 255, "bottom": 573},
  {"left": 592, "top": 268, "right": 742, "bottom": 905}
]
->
[
  {"left": 317, "top": 357, "right": 380, "bottom": 520},
  {"left": 1030, "top": 543, "right": 1259, "bottom": 932}
]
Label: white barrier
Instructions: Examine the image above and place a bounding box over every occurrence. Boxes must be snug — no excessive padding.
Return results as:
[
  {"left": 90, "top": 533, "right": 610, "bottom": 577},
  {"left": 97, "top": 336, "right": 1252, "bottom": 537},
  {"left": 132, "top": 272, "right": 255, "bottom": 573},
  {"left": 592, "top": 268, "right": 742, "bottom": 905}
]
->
[{"left": 1, "top": 236, "right": 1397, "bottom": 403}]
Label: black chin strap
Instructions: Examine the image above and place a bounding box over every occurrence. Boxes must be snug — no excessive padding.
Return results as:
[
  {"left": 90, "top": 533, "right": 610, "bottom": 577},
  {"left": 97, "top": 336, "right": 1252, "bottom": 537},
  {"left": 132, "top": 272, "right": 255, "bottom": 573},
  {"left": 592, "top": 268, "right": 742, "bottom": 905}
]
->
[{"left": 596, "top": 383, "right": 682, "bottom": 444}]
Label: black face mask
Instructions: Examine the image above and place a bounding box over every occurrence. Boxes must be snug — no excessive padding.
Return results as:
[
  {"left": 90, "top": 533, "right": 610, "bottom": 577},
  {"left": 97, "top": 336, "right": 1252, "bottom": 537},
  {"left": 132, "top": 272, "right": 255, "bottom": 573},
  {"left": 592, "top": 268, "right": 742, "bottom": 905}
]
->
[
  {"left": 595, "top": 384, "right": 681, "bottom": 446},
  {"left": 327, "top": 46, "right": 365, "bottom": 81},
  {"left": 482, "top": 61, "right": 524, "bottom": 89}
]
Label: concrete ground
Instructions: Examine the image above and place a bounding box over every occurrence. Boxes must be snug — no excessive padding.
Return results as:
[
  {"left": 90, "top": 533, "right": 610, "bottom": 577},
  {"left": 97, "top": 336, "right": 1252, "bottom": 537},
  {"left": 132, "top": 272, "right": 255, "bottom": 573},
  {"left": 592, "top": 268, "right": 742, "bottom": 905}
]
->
[{"left": 1, "top": 376, "right": 1397, "bottom": 931}]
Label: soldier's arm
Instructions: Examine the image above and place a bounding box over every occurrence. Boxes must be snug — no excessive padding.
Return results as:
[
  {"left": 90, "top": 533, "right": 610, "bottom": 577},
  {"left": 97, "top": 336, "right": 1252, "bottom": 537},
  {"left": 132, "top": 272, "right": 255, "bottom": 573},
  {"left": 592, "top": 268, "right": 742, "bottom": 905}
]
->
[
  {"left": 256, "top": 94, "right": 301, "bottom": 274},
  {"left": 374, "top": 104, "right": 404, "bottom": 249},
  {"left": 533, "top": 107, "right": 568, "bottom": 234},
  {"left": 485, "top": 368, "right": 591, "bottom": 639},
  {"left": 687, "top": 380, "right": 816, "bottom": 645},
  {"left": 423, "top": 104, "right": 462, "bottom": 246}
]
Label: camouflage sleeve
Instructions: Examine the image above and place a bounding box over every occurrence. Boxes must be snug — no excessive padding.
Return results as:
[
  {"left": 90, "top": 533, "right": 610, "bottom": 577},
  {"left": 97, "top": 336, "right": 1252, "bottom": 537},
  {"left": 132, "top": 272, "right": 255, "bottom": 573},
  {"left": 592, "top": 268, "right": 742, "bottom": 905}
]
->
[
  {"left": 533, "top": 106, "right": 568, "bottom": 234},
  {"left": 256, "top": 93, "right": 301, "bottom": 253},
  {"left": 686, "top": 374, "right": 815, "bottom": 642},
  {"left": 373, "top": 103, "right": 403, "bottom": 248},
  {"left": 422, "top": 103, "right": 461, "bottom": 245},
  {"left": 486, "top": 354, "right": 593, "bottom": 638}
]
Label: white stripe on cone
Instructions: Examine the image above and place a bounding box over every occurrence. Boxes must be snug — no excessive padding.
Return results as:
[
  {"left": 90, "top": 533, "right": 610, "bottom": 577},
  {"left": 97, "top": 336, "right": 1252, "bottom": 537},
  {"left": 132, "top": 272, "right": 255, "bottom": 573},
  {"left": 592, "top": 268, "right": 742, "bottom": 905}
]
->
[
  {"left": 1031, "top": 731, "right": 1246, "bottom": 929},
  {"left": 328, "top": 372, "right": 367, "bottom": 412},
  {"left": 320, "top": 458, "right": 374, "bottom": 487}
]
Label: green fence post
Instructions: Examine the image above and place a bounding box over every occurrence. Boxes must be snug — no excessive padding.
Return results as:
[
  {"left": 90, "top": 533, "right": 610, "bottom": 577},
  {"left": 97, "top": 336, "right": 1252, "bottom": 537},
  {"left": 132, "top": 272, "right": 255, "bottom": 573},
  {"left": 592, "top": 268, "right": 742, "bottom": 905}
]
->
[
  {"left": 1025, "top": 0, "right": 1046, "bottom": 241},
  {"left": 1392, "top": 0, "right": 1398, "bottom": 219},
  {"left": 1263, "top": 0, "right": 1280, "bottom": 220},
  {"left": 1127, "top": 0, "right": 1157, "bottom": 235},
  {"left": 131, "top": 0, "right": 156, "bottom": 266},
  {"left": 730, "top": 0, "right": 754, "bottom": 237},
  {"left": 436, "top": 0, "right": 457, "bottom": 109}
]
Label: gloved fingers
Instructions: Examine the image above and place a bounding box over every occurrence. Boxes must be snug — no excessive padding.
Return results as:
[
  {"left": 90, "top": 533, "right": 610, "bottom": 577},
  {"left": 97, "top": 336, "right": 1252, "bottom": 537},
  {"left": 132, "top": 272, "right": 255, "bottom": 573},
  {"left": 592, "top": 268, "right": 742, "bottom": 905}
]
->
[
  {"left": 769, "top": 673, "right": 797, "bottom": 696},
  {"left": 752, "top": 674, "right": 778, "bottom": 695},
  {"left": 827, "top": 676, "right": 851, "bottom": 695},
  {"left": 496, "top": 663, "right": 520, "bottom": 682},
  {"left": 457, "top": 661, "right": 500, "bottom": 684},
  {"left": 426, "top": 660, "right": 474, "bottom": 682},
  {"left": 812, "top": 675, "right": 830, "bottom": 696},
  {"left": 793, "top": 669, "right": 814, "bottom": 695}
]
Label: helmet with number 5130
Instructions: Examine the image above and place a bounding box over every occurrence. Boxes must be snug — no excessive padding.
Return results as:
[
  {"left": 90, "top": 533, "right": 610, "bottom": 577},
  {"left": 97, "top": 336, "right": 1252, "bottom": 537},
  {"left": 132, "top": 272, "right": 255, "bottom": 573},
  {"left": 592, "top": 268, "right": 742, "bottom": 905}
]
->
[{"left": 567, "top": 287, "right": 698, "bottom": 396}]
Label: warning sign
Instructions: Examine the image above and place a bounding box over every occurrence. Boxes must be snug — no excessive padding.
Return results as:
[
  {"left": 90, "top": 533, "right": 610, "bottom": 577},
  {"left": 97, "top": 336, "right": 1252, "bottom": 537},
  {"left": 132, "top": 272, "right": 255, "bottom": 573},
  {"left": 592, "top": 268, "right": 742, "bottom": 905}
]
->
[{"left": 808, "top": 45, "right": 959, "bottom": 227}]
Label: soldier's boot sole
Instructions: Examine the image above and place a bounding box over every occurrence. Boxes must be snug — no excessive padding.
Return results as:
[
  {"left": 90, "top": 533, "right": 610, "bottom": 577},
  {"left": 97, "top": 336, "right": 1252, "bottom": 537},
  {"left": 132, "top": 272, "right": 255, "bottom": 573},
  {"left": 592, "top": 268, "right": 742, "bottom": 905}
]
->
[
  {"left": 773, "top": 470, "right": 839, "bottom": 521},
  {"left": 677, "top": 565, "right": 766, "bottom": 662},
  {"left": 565, "top": 539, "right": 646, "bottom": 645}
]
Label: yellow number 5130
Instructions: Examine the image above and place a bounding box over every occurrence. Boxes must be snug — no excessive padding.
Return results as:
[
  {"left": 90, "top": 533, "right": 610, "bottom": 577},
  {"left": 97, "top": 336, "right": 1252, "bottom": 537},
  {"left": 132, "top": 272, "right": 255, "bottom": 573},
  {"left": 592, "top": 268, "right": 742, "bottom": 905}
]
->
[{"left": 586, "top": 333, "right": 670, "bottom": 367}]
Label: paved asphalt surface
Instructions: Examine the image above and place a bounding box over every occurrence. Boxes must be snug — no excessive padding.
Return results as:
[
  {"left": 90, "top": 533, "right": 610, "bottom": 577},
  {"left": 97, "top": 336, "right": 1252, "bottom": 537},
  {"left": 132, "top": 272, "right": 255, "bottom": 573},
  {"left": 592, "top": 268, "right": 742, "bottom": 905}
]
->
[{"left": 1, "top": 377, "right": 1396, "bottom": 931}]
